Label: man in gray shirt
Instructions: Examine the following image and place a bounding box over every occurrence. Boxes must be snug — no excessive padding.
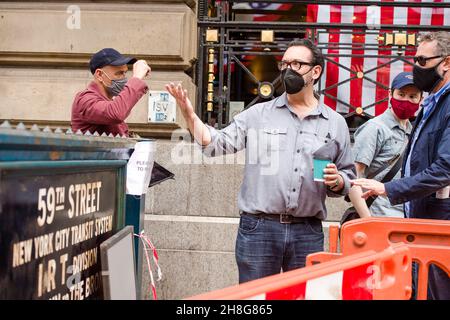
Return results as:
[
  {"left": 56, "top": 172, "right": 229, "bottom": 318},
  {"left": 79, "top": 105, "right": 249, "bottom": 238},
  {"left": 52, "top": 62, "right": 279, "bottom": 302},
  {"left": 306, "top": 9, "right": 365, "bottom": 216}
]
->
[
  {"left": 349, "top": 72, "right": 421, "bottom": 218},
  {"left": 166, "top": 39, "right": 355, "bottom": 283}
]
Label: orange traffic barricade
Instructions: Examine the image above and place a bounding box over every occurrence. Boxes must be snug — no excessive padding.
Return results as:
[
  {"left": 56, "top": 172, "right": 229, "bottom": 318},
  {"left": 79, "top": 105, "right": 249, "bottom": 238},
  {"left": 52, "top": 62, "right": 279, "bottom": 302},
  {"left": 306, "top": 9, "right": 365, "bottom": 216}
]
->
[
  {"left": 187, "top": 243, "right": 412, "bottom": 300},
  {"left": 308, "top": 217, "right": 450, "bottom": 300}
]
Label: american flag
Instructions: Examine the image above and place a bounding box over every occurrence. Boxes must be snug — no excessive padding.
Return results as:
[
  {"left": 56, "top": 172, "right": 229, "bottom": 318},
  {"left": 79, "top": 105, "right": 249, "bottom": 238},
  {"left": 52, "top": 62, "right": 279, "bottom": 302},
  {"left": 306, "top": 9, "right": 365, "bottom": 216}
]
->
[
  {"left": 307, "top": 1, "right": 450, "bottom": 116},
  {"left": 232, "top": 2, "right": 293, "bottom": 21}
]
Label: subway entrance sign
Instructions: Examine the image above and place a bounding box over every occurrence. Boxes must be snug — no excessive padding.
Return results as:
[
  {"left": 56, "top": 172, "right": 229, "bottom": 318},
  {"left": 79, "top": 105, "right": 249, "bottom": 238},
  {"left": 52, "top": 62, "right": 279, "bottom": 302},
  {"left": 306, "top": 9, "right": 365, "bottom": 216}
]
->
[{"left": 0, "top": 123, "right": 135, "bottom": 299}]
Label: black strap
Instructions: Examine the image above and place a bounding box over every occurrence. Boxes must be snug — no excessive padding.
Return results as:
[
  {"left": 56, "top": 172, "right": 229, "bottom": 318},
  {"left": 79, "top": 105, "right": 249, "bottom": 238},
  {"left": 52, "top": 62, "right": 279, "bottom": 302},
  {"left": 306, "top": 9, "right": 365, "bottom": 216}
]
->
[
  {"left": 366, "top": 153, "right": 399, "bottom": 180},
  {"left": 344, "top": 152, "right": 400, "bottom": 202},
  {"left": 365, "top": 152, "right": 404, "bottom": 208}
]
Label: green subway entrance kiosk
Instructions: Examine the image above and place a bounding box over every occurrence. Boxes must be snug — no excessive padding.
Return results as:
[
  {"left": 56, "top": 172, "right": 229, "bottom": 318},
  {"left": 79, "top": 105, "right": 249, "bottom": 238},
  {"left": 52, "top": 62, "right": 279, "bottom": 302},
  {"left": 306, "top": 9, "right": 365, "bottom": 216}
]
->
[{"left": 0, "top": 123, "right": 152, "bottom": 299}]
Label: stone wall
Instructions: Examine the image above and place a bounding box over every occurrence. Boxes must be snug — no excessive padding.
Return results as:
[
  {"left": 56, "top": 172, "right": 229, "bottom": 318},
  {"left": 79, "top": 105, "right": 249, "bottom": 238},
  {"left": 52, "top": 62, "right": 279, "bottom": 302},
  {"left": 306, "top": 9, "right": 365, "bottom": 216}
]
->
[{"left": 0, "top": 1, "right": 197, "bottom": 137}]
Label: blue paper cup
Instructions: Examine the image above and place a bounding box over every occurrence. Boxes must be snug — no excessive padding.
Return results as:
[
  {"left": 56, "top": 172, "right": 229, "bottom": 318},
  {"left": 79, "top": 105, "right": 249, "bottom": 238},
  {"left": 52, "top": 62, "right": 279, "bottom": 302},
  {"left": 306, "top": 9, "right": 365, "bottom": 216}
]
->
[{"left": 313, "top": 158, "right": 331, "bottom": 182}]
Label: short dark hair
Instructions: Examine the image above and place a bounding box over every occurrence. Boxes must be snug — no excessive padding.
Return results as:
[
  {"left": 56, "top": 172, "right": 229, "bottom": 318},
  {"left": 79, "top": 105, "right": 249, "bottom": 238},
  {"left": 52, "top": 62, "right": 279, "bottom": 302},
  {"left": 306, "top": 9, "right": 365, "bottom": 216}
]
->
[{"left": 287, "top": 39, "right": 324, "bottom": 84}]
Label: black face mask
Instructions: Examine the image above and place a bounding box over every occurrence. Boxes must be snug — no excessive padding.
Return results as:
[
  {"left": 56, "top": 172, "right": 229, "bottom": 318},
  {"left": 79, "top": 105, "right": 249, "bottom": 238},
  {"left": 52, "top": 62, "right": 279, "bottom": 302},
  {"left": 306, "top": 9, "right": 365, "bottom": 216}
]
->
[
  {"left": 282, "top": 68, "right": 311, "bottom": 94},
  {"left": 413, "top": 59, "right": 445, "bottom": 93}
]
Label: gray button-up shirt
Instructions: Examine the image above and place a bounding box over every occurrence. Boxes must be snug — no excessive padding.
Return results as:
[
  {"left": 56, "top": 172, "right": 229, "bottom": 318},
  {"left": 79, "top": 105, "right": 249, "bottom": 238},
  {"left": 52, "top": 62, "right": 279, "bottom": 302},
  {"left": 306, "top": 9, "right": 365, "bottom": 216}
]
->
[
  {"left": 353, "top": 109, "right": 411, "bottom": 217},
  {"left": 202, "top": 93, "right": 356, "bottom": 220}
]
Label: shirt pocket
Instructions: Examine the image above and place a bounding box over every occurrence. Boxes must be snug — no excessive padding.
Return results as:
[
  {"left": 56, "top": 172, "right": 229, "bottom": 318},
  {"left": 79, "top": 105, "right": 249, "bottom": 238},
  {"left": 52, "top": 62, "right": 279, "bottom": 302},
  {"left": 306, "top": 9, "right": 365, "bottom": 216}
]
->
[
  {"left": 304, "top": 133, "right": 336, "bottom": 161},
  {"left": 255, "top": 127, "right": 288, "bottom": 166},
  {"left": 262, "top": 127, "right": 288, "bottom": 151},
  {"left": 378, "top": 140, "right": 401, "bottom": 161}
]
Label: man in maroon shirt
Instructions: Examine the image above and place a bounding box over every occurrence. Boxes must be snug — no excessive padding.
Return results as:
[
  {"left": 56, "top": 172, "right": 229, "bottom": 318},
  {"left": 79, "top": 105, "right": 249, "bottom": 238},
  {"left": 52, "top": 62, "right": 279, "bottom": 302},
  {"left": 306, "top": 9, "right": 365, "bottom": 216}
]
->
[{"left": 71, "top": 48, "right": 151, "bottom": 137}]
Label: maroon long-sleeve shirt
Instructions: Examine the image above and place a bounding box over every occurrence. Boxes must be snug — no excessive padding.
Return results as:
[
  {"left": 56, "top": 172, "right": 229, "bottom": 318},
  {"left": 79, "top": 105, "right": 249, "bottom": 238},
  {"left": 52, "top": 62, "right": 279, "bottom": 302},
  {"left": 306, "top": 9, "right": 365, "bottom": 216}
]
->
[{"left": 71, "top": 77, "right": 148, "bottom": 136}]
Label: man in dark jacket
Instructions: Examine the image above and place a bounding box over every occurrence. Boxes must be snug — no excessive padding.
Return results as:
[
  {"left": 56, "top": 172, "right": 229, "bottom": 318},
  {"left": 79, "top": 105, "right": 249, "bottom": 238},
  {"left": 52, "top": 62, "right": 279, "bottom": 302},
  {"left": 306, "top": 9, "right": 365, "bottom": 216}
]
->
[{"left": 352, "top": 31, "right": 450, "bottom": 300}]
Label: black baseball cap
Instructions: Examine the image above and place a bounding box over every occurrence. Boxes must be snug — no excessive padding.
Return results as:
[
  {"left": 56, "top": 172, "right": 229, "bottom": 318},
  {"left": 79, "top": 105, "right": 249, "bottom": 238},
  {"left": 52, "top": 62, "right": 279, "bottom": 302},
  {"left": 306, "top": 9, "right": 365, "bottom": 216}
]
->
[{"left": 89, "top": 48, "right": 137, "bottom": 74}]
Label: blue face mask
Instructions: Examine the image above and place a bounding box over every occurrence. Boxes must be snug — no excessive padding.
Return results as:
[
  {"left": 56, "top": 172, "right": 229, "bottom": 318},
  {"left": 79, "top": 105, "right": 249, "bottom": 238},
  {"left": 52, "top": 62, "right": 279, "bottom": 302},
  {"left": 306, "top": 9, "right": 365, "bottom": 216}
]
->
[{"left": 101, "top": 70, "right": 128, "bottom": 96}]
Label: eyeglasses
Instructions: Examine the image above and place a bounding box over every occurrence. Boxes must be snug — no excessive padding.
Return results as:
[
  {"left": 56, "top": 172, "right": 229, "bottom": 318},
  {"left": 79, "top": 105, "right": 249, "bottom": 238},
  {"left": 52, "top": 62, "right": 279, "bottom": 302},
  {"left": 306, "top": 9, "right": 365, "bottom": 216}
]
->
[
  {"left": 413, "top": 55, "right": 443, "bottom": 67},
  {"left": 277, "top": 60, "right": 314, "bottom": 71}
]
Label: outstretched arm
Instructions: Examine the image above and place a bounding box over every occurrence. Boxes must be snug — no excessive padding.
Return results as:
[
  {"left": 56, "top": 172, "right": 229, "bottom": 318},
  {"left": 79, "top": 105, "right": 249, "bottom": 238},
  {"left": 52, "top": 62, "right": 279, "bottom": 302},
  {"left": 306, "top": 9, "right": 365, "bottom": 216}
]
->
[
  {"left": 348, "top": 162, "right": 371, "bottom": 218},
  {"left": 165, "top": 83, "right": 211, "bottom": 146}
]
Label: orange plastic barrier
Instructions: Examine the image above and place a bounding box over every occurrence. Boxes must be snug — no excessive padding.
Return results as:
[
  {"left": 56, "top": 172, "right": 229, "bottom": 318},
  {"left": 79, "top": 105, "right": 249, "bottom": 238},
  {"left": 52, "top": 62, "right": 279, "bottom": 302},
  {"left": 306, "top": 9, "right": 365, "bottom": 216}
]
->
[
  {"left": 328, "top": 225, "right": 340, "bottom": 253},
  {"left": 187, "top": 243, "right": 411, "bottom": 300},
  {"left": 308, "top": 217, "right": 450, "bottom": 300}
]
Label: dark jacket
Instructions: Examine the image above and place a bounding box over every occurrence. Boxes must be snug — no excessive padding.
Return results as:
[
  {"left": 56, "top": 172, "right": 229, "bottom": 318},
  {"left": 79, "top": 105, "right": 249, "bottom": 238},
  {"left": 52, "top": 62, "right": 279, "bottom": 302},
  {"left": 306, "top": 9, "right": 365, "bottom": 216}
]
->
[{"left": 385, "top": 87, "right": 450, "bottom": 220}]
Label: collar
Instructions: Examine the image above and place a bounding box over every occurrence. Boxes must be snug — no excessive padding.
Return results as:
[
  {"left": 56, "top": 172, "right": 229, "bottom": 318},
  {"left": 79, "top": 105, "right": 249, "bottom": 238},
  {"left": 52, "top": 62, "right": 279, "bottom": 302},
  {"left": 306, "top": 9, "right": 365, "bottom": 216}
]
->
[
  {"left": 424, "top": 80, "right": 450, "bottom": 106},
  {"left": 274, "top": 92, "right": 288, "bottom": 108},
  {"left": 88, "top": 81, "right": 111, "bottom": 100},
  {"left": 383, "top": 109, "right": 412, "bottom": 134},
  {"left": 274, "top": 92, "right": 329, "bottom": 119}
]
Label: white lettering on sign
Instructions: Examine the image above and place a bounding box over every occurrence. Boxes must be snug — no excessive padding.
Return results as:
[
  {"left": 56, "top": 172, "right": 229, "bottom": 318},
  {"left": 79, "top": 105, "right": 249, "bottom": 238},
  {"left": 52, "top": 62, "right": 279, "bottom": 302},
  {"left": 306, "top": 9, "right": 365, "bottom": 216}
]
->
[
  {"left": 12, "top": 239, "right": 33, "bottom": 268},
  {"left": 59, "top": 254, "right": 69, "bottom": 286},
  {"left": 37, "top": 187, "right": 65, "bottom": 226},
  {"left": 72, "top": 247, "right": 98, "bottom": 274},
  {"left": 68, "top": 181, "right": 102, "bottom": 218},
  {"left": 34, "top": 233, "right": 54, "bottom": 259},
  {"left": 54, "top": 228, "right": 71, "bottom": 251},
  {"left": 37, "top": 259, "right": 57, "bottom": 298},
  {"left": 69, "top": 280, "right": 84, "bottom": 300},
  {"left": 70, "top": 220, "right": 95, "bottom": 246},
  {"left": 95, "top": 215, "right": 113, "bottom": 236},
  {"left": 85, "top": 272, "right": 101, "bottom": 298},
  {"left": 6, "top": 175, "right": 115, "bottom": 300}
]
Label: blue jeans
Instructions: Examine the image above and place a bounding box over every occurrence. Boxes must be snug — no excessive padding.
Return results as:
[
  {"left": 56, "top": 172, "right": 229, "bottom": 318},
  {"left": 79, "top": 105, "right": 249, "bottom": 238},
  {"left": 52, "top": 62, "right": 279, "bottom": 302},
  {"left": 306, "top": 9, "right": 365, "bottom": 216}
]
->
[
  {"left": 235, "top": 214, "right": 324, "bottom": 283},
  {"left": 428, "top": 264, "right": 450, "bottom": 300},
  {"left": 410, "top": 262, "right": 449, "bottom": 300}
]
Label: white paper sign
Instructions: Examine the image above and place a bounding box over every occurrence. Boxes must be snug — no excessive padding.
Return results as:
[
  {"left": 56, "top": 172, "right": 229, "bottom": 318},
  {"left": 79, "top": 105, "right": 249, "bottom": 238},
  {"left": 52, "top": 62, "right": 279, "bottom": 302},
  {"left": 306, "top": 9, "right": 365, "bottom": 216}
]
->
[
  {"left": 148, "top": 91, "right": 177, "bottom": 123},
  {"left": 126, "top": 141, "right": 155, "bottom": 195}
]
